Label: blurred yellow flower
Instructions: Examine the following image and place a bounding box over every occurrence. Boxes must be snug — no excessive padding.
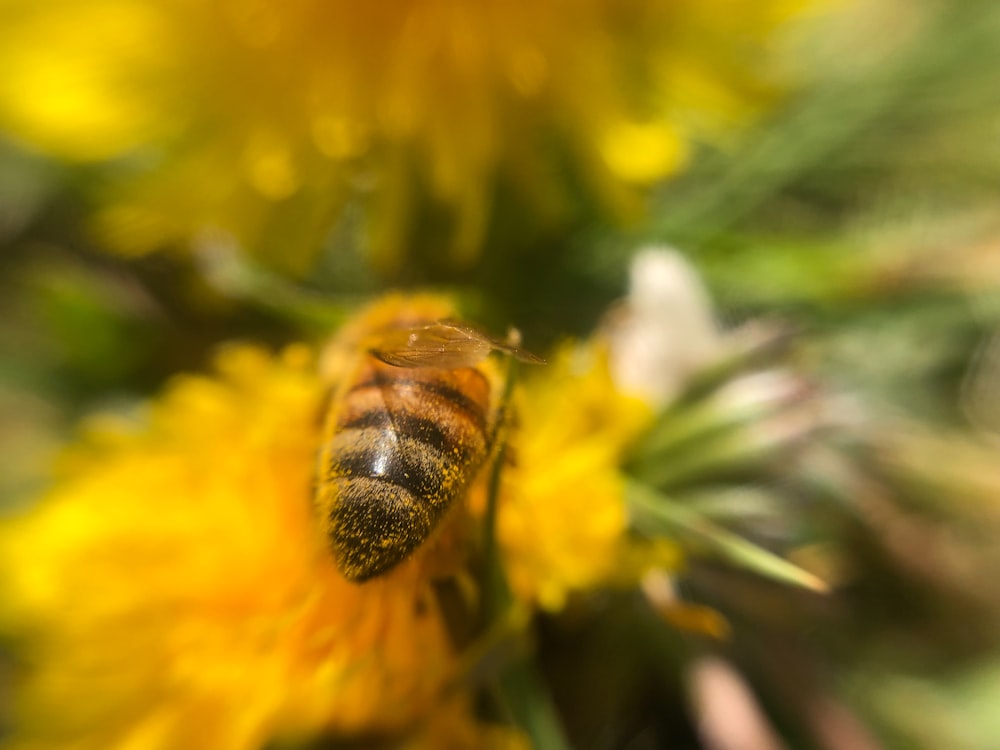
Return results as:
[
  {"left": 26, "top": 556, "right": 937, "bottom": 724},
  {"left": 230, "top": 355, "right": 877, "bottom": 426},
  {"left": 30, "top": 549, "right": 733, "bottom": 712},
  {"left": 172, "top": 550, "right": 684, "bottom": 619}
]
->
[
  {"left": 0, "top": 294, "right": 672, "bottom": 748},
  {"left": 469, "top": 344, "right": 673, "bottom": 611},
  {"left": 0, "top": 345, "right": 492, "bottom": 749},
  {"left": 0, "top": 0, "right": 812, "bottom": 271}
]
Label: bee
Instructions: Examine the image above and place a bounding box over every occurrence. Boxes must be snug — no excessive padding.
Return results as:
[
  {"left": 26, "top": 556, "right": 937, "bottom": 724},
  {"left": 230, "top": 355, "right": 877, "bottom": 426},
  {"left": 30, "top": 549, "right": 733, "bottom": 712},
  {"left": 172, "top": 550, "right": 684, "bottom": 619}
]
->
[{"left": 315, "top": 296, "right": 541, "bottom": 583}]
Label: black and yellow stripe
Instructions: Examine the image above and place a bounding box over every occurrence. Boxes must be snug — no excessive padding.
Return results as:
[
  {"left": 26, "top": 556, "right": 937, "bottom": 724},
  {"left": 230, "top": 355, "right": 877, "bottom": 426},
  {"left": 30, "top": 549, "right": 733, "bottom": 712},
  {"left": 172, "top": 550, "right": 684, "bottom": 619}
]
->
[{"left": 319, "top": 360, "right": 492, "bottom": 581}]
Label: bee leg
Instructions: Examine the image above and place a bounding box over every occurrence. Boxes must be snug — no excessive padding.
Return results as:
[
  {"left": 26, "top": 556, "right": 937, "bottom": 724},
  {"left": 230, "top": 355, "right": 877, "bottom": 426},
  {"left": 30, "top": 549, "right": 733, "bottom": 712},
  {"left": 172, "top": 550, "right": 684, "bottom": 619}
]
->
[{"left": 480, "top": 354, "right": 523, "bottom": 620}]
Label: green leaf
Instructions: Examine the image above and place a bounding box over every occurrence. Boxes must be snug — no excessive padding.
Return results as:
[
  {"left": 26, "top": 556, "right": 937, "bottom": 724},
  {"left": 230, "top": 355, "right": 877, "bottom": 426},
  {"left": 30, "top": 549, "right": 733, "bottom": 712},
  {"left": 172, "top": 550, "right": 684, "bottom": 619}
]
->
[{"left": 626, "top": 480, "right": 828, "bottom": 593}]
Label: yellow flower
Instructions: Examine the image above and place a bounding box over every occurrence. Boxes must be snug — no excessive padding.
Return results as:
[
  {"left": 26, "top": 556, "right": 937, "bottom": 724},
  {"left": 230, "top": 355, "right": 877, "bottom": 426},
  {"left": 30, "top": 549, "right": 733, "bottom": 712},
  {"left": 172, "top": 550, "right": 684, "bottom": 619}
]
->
[
  {"left": 0, "top": 345, "right": 497, "bottom": 749},
  {"left": 0, "top": 0, "right": 814, "bottom": 271},
  {"left": 0, "top": 294, "right": 677, "bottom": 747},
  {"left": 470, "top": 344, "right": 675, "bottom": 611}
]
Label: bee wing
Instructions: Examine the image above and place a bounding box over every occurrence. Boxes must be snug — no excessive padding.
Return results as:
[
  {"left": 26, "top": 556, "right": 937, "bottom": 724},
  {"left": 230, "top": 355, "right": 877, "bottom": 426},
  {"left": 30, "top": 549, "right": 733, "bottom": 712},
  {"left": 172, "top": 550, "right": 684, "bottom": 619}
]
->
[
  {"left": 368, "top": 321, "right": 544, "bottom": 369},
  {"left": 436, "top": 321, "right": 546, "bottom": 365}
]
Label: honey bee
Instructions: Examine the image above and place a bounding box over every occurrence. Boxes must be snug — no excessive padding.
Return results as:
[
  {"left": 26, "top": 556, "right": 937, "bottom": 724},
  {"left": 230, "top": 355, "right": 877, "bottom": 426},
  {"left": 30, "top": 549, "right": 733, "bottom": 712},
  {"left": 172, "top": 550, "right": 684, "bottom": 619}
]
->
[{"left": 315, "top": 296, "right": 542, "bottom": 583}]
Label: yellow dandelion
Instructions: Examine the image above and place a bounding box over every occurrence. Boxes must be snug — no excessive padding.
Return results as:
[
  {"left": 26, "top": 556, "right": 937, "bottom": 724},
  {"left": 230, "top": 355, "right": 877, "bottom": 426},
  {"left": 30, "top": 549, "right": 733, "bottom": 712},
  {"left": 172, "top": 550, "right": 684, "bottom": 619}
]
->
[
  {"left": 0, "top": 344, "right": 498, "bottom": 749},
  {"left": 0, "top": 0, "right": 815, "bottom": 271},
  {"left": 469, "top": 344, "right": 676, "bottom": 611},
  {"left": 0, "top": 293, "right": 683, "bottom": 748}
]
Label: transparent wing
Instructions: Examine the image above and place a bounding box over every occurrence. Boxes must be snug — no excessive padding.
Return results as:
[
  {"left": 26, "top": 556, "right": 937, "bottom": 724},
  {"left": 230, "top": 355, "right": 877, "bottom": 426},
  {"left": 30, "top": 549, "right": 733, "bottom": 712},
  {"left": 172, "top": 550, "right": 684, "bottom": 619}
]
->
[{"left": 368, "top": 321, "right": 544, "bottom": 369}]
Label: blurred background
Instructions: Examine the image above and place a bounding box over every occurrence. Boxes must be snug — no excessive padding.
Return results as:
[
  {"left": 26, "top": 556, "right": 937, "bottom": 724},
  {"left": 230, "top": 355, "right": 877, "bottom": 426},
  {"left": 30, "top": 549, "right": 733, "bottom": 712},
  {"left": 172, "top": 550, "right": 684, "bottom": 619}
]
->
[{"left": 2, "top": 0, "right": 1000, "bottom": 747}]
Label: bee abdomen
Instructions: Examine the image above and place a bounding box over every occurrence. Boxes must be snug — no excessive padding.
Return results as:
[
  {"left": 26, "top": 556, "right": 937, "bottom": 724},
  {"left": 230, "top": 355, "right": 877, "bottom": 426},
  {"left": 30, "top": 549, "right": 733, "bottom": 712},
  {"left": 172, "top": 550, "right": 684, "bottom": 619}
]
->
[
  {"left": 346, "top": 369, "right": 491, "bottom": 436},
  {"left": 330, "top": 477, "right": 435, "bottom": 581},
  {"left": 323, "top": 421, "right": 477, "bottom": 582},
  {"left": 328, "top": 430, "right": 460, "bottom": 501},
  {"left": 319, "top": 362, "right": 494, "bottom": 581},
  {"left": 341, "top": 410, "right": 470, "bottom": 462}
]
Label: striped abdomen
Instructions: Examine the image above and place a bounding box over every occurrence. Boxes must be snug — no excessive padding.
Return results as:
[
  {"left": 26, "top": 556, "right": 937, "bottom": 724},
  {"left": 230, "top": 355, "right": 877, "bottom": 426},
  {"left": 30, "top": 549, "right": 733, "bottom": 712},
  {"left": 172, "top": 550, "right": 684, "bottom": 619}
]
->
[{"left": 318, "top": 359, "right": 492, "bottom": 581}]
